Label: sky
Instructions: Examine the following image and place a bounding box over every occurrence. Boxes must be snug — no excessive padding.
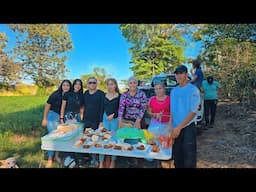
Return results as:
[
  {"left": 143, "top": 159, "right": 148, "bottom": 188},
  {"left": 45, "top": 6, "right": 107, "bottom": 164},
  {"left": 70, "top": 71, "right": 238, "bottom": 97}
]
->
[{"left": 0, "top": 24, "right": 202, "bottom": 86}]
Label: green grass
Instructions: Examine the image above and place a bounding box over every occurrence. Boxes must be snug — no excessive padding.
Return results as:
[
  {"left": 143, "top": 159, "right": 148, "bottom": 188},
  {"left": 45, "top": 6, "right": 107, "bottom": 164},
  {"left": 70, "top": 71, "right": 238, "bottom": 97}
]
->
[{"left": 0, "top": 96, "right": 51, "bottom": 168}]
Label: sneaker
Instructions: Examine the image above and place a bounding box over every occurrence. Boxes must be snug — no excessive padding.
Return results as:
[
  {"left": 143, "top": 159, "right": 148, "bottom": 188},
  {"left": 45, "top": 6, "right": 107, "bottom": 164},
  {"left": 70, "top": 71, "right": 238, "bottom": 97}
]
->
[{"left": 64, "top": 156, "right": 76, "bottom": 168}]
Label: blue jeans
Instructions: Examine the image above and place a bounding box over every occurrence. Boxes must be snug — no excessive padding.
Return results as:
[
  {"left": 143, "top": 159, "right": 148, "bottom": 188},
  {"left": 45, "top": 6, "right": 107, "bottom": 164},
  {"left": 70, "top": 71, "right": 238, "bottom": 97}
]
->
[
  {"left": 47, "top": 110, "right": 60, "bottom": 158},
  {"left": 173, "top": 123, "right": 197, "bottom": 168},
  {"left": 99, "top": 113, "right": 118, "bottom": 163}
]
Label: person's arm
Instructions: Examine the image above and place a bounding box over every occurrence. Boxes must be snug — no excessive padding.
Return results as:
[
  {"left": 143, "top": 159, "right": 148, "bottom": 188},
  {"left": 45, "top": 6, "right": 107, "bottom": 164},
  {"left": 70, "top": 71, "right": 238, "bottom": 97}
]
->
[
  {"left": 171, "top": 112, "right": 196, "bottom": 138},
  {"left": 60, "top": 100, "right": 67, "bottom": 124},
  {"left": 42, "top": 103, "right": 51, "bottom": 127},
  {"left": 80, "top": 106, "right": 84, "bottom": 121},
  {"left": 113, "top": 94, "right": 121, "bottom": 118},
  {"left": 98, "top": 91, "right": 105, "bottom": 128},
  {"left": 190, "top": 74, "right": 198, "bottom": 83},
  {"left": 135, "top": 92, "right": 147, "bottom": 128},
  {"left": 118, "top": 93, "right": 126, "bottom": 128},
  {"left": 172, "top": 87, "right": 200, "bottom": 139},
  {"left": 190, "top": 68, "right": 198, "bottom": 83},
  {"left": 147, "top": 101, "right": 161, "bottom": 120}
]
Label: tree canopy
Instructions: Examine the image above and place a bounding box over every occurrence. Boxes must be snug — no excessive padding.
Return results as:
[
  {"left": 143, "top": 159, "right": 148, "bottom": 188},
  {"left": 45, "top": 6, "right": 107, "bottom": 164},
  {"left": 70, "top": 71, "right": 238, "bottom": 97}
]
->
[
  {"left": 120, "top": 24, "right": 188, "bottom": 80},
  {"left": 8, "top": 24, "right": 73, "bottom": 88}
]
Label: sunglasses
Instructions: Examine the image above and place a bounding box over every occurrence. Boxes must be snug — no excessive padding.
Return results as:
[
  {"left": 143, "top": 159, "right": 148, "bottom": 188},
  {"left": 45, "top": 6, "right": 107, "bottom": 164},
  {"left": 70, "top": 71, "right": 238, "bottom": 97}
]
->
[{"left": 88, "top": 81, "right": 97, "bottom": 85}]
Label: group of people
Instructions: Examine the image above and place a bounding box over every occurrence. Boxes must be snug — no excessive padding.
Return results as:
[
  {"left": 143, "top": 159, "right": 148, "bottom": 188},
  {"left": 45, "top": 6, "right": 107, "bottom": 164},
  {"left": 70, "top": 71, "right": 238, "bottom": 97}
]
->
[{"left": 41, "top": 60, "right": 221, "bottom": 168}]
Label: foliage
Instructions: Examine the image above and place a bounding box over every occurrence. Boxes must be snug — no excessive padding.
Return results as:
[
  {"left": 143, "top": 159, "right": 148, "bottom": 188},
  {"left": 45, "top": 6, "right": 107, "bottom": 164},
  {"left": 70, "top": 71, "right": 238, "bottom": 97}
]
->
[
  {"left": 80, "top": 67, "right": 111, "bottom": 92},
  {"left": 8, "top": 24, "right": 73, "bottom": 88},
  {"left": 119, "top": 24, "right": 189, "bottom": 80},
  {"left": 198, "top": 24, "right": 256, "bottom": 104},
  {"left": 0, "top": 96, "right": 47, "bottom": 167},
  {"left": 0, "top": 32, "right": 22, "bottom": 89}
]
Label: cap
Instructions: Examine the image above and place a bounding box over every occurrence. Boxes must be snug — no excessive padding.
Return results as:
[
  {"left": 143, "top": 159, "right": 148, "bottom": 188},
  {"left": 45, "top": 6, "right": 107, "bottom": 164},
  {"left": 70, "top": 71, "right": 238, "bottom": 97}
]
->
[{"left": 174, "top": 65, "right": 188, "bottom": 74}]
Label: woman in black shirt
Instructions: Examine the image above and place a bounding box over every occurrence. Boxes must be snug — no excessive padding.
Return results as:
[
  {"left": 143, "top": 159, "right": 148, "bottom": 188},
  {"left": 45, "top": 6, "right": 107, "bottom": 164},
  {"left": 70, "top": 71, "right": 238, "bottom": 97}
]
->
[
  {"left": 60, "top": 79, "right": 84, "bottom": 124},
  {"left": 41, "top": 79, "right": 72, "bottom": 168},
  {"left": 99, "top": 78, "right": 120, "bottom": 168}
]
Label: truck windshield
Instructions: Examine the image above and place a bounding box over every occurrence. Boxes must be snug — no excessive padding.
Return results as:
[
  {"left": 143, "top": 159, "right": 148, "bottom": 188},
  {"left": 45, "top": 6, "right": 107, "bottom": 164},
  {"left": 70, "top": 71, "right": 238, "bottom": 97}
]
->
[{"left": 152, "top": 76, "right": 177, "bottom": 87}]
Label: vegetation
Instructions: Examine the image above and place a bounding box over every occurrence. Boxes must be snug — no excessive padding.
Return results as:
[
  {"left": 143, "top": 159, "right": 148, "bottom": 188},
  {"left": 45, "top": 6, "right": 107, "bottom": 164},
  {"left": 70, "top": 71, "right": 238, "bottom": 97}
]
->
[
  {"left": 197, "top": 24, "right": 256, "bottom": 106},
  {"left": 8, "top": 24, "right": 73, "bottom": 92},
  {"left": 119, "top": 24, "right": 189, "bottom": 80},
  {"left": 0, "top": 96, "right": 47, "bottom": 168},
  {"left": 80, "top": 67, "right": 111, "bottom": 92},
  {"left": 0, "top": 33, "right": 22, "bottom": 89}
]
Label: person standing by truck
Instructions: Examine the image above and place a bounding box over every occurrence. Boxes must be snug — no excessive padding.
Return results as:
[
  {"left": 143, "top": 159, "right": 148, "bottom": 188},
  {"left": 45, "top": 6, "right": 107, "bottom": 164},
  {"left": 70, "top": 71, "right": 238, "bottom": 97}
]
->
[
  {"left": 171, "top": 65, "right": 200, "bottom": 168},
  {"left": 190, "top": 59, "right": 204, "bottom": 90}
]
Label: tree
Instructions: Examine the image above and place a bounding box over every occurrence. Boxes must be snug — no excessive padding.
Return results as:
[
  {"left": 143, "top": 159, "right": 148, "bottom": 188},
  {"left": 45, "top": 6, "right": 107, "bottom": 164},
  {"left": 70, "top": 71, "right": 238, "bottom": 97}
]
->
[
  {"left": 8, "top": 24, "right": 73, "bottom": 88},
  {"left": 198, "top": 24, "right": 256, "bottom": 106},
  {"left": 120, "top": 24, "right": 188, "bottom": 80},
  {"left": 0, "top": 32, "right": 22, "bottom": 89},
  {"left": 80, "top": 67, "right": 111, "bottom": 92}
]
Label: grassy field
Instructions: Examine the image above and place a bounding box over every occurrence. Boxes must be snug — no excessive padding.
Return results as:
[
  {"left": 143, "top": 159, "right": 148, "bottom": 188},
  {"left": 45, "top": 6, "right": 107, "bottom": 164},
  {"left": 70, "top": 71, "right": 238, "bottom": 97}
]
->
[{"left": 0, "top": 96, "right": 49, "bottom": 168}]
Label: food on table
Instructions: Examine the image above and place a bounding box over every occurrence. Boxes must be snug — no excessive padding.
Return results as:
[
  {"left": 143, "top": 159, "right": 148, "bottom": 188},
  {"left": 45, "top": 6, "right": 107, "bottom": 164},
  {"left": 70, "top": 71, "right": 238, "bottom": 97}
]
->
[
  {"left": 127, "top": 146, "right": 134, "bottom": 151},
  {"left": 104, "top": 143, "right": 114, "bottom": 149},
  {"left": 102, "top": 133, "right": 112, "bottom": 140},
  {"left": 148, "top": 140, "right": 156, "bottom": 145},
  {"left": 95, "top": 143, "right": 103, "bottom": 148},
  {"left": 101, "top": 128, "right": 107, "bottom": 133},
  {"left": 80, "top": 136, "right": 87, "bottom": 142},
  {"left": 57, "top": 123, "right": 78, "bottom": 133},
  {"left": 84, "top": 128, "right": 93, "bottom": 134},
  {"left": 74, "top": 140, "right": 83, "bottom": 147},
  {"left": 151, "top": 145, "right": 160, "bottom": 153},
  {"left": 91, "top": 135, "right": 99, "bottom": 143},
  {"left": 113, "top": 145, "right": 122, "bottom": 150},
  {"left": 136, "top": 145, "right": 145, "bottom": 150},
  {"left": 83, "top": 145, "right": 90, "bottom": 149},
  {"left": 118, "top": 143, "right": 132, "bottom": 150}
]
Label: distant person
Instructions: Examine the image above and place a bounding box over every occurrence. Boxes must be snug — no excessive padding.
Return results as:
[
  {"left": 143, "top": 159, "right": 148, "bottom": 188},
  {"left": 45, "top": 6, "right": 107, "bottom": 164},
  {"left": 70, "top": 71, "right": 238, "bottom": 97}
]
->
[
  {"left": 171, "top": 65, "right": 200, "bottom": 168},
  {"left": 41, "top": 79, "right": 72, "bottom": 168},
  {"left": 201, "top": 76, "right": 221, "bottom": 128},
  {"left": 82, "top": 77, "right": 105, "bottom": 167},
  {"left": 99, "top": 78, "right": 121, "bottom": 168},
  {"left": 190, "top": 59, "right": 204, "bottom": 90}
]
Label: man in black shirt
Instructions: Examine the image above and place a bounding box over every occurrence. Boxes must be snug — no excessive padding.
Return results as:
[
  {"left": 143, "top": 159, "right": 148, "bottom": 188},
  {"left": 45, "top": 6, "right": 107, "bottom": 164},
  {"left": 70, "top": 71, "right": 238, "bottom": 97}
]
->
[
  {"left": 82, "top": 77, "right": 105, "bottom": 130},
  {"left": 82, "top": 77, "right": 105, "bottom": 168}
]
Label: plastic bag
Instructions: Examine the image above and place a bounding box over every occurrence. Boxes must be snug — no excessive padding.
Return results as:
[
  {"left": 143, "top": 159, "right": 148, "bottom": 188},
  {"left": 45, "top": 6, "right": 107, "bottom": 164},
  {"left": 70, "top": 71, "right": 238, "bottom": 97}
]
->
[{"left": 147, "top": 118, "right": 170, "bottom": 138}]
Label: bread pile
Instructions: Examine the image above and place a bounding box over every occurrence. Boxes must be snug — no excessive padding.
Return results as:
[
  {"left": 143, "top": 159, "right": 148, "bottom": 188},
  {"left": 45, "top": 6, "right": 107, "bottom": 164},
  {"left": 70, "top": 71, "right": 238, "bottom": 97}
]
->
[{"left": 57, "top": 123, "right": 78, "bottom": 133}]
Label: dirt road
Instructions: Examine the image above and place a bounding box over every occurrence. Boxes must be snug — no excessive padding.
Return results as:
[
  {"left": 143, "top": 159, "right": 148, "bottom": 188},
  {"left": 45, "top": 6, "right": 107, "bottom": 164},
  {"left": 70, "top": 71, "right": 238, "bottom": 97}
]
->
[{"left": 197, "top": 101, "right": 256, "bottom": 168}]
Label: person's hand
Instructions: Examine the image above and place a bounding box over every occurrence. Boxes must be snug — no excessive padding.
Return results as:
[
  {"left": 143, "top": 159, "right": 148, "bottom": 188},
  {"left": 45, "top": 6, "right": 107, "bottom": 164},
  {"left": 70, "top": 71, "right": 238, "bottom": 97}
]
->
[
  {"left": 60, "top": 119, "right": 65, "bottom": 124},
  {"left": 42, "top": 119, "right": 47, "bottom": 127},
  {"left": 119, "top": 121, "right": 123, "bottom": 128},
  {"left": 134, "top": 119, "right": 141, "bottom": 129},
  {"left": 107, "top": 113, "right": 115, "bottom": 121},
  {"left": 172, "top": 127, "right": 182, "bottom": 139},
  {"left": 155, "top": 112, "right": 162, "bottom": 121},
  {"left": 99, "top": 122, "right": 103, "bottom": 128}
]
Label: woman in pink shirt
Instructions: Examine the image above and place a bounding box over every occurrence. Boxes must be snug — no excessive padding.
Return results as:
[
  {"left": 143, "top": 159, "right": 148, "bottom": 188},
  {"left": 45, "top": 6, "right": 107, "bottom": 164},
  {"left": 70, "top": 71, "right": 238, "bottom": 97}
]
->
[
  {"left": 147, "top": 81, "right": 173, "bottom": 168},
  {"left": 148, "top": 81, "right": 171, "bottom": 136}
]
